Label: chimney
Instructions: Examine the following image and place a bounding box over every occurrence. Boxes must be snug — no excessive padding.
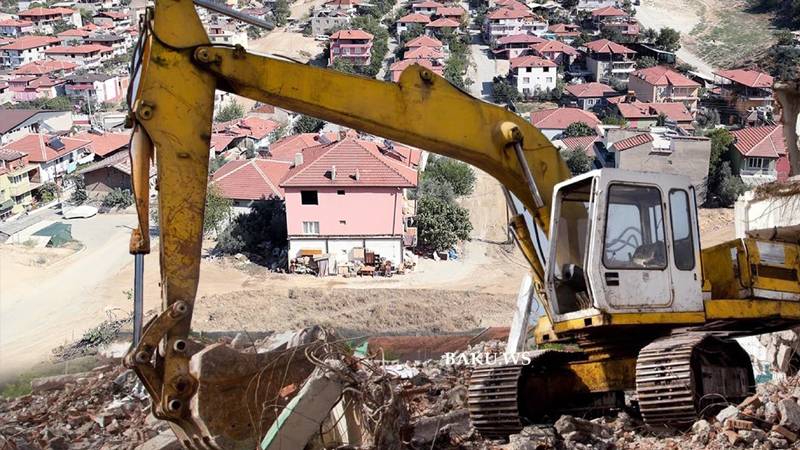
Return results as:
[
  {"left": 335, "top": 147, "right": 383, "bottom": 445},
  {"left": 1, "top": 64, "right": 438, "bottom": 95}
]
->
[
  {"left": 338, "top": 129, "right": 347, "bottom": 141},
  {"left": 354, "top": 169, "right": 360, "bottom": 181},
  {"left": 331, "top": 165, "right": 336, "bottom": 180},
  {"left": 626, "top": 90, "right": 636, "bottom": 102},
  {"left": 294, "top": 152, "right": 303, "bottom": 167}
]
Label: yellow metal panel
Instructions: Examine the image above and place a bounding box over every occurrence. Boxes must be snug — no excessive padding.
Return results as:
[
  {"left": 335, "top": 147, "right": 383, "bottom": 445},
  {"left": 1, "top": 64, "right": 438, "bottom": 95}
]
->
[
  {"left": 567, "top": 357, "right": 636, "bottom": 393},
  {"left": 701, "top": 239, "right": 751, "bottom": 299},
  {"left": 551, "top": 311, "right": 705, "bottom": 334},
  {"left": 705, "top": 299, "right": 800, "bottom": 320},
  {"left": 745, "top": 239, "right": 800, "bottom": 295}
]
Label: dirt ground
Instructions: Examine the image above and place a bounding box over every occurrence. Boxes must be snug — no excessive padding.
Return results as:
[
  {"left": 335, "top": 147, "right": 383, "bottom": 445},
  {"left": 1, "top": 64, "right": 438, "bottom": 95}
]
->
[
  {"left": 249, "top": 31, "right": 324, "bottom": 63},
  {"left": 698, "top": 207, "right": 736, "bottom": 248}
]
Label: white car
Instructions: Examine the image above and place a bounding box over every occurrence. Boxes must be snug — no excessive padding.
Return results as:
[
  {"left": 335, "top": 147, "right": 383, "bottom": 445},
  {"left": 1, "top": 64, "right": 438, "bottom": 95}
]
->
[
  {"left": 314, "top": 34, "right": 329, "bottom": 42},
  {"left": 63, "top": 205, "right": 98, "bottom": 219}
]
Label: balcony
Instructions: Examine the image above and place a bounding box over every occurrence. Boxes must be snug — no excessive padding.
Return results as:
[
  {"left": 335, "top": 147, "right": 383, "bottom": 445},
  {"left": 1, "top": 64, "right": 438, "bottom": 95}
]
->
[{"left": 9, "top": 181, "right": 40, "bottom": 197}]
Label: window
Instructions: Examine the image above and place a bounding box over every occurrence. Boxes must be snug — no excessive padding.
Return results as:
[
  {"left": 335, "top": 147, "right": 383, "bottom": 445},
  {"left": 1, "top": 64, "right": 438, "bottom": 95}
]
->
[
  {"left": 300, "top": 190, "right": 318, "bottom": 205},
  {"left": 337, "top": 190, "right": 345, "bottom": 195},
  {"left": 669, "top": 189, "right": 695, "bottom": 270},
  {"left": 339, "top": 220, "right": 346, "bottom": 225},
  {"left": 302, "top": 221, "right": 320, "bottom": 234},
  {"left": 522, "top": 77, "right": 529, "bottom": 83},
  {"left": 603, "top": 184, "right": 666, "bottom": 269},
  {"left": 746, "top": 157, "right": 769, "bottom": 170},
  {"left": 543, "top": 66, "right": 550, "bottom": 72}
]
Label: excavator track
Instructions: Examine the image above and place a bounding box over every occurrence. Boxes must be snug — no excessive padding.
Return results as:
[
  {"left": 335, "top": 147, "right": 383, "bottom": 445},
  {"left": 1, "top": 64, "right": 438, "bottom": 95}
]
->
[
  {"left": 636, "top": 333, "right": 754, "bottom": 428},
  {"left": 468, "top": 362, "right": 527, "bottom": 438}
]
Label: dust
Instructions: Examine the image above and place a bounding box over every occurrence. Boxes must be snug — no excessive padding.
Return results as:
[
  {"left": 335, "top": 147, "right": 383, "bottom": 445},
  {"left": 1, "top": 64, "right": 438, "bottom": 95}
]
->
[{"left": 698, "top": 207, "right": 735, "bottom": 248}]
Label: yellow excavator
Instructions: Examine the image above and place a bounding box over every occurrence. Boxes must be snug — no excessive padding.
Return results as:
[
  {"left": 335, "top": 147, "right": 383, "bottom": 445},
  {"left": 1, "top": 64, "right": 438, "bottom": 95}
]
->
[{"left": 123, "top": 0, "right": 800, "bottom": 446}]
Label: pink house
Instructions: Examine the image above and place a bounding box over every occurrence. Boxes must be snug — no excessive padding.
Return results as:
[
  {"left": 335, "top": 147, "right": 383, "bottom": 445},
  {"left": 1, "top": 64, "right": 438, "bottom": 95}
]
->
[{"left": 280, "top": 137, "right": 417, "bottom": 264}]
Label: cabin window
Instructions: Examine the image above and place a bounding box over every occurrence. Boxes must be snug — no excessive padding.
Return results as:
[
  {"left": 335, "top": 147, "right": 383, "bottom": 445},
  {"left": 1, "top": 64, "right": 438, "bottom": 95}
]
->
[
  {"left": 669, "top": 189, "right": 695, "bottom": 270},
  {"left": 603, "top": 184, "right": 666, "bottom": 269}
]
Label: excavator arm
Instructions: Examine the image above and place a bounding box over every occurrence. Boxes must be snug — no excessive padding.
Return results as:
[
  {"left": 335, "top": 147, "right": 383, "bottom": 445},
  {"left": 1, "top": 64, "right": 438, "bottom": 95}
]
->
[{"left": 124, "top": 0, "right": 569, "bottom": 447}]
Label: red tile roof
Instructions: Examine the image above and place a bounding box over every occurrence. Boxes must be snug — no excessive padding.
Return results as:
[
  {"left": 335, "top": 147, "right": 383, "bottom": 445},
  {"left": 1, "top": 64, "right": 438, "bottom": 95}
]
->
[
  {"left": 18, "top": 7, "right": 74, "bottom": 16},
  {"left": 426, "top": 17, "right": 460, "bottom": 27},
  {"left": 648, "top": 102, "right": 693, "bottom": 122},
  {"left": 397, "top": 13, "right": 431, "bottom": 23},
  {"left": 405, "top": 35, "right": 442, "bottom": 48},
  {"left": 45, "top": 44, "right": 113, "bottom": 55},
  {"left": 268, "top": 133, "right": 325, "bottom": 161},
  {"left": 72, "top": 131, "right": 130, "bottom": 158},
  {"left": 0, "top": 19, "right": 33, "bottom": 27},
  {"left": 404, "top": 46, "right": 444, "bottom": 59},
  {"left": 390, "top": 59, "right": 442, "bottom": 81},
  {"left": 584, "top": 38, "right": 636, "bottom": 54},
  {"left": 212, "top": 158, "right": 293, "bottom": 200},
  {"left": 496, "top": 33, "right": 546, "bottom": 45},
  {"left": 57, "top": 28, "right": 91, "bottom": 37},
  {"left": 325, "top": 0, "right": 363, "bottom": 6},
  {"left": 0, "top": 35, "right": 59, "bottom": 50},
  {"left": 731, "top": 125, "right": 786, "bottom": 158},
  {"left": 13, "top": 60, "right": 77, "bottom": 75},
  {"left": 3, "top": 134, "right": 90, "bottom": 163},
  {"left": 561, "top": 135, "right": 599, "bottom": 155},
  {"left": 436, "top": 6, "right": 466, "bottom": 16},
  {"left": 213, "top": 117, "right": 280, "bottom": 140},
  {"left": 494, "top": 0, "right": 529, "bottom": 11},
  {"left": 510, "top": 54, "right": 556, "bottom": 69},
  {"left": 330, "top": 29, "right": 373, "bottom": 40},
  {"left": 487, "top": 7, "right": 532, "bottom": 19},
  {"left": 548, "top": 23, "right": 580, "bottom": 35},
  {"left": 565, "top": 82, "right": 617, "bottom": 98},
  {"left": 632, "top": 65, "right": 700, "bottom": 87},
  {"left": 281, "top": 138, "right": 416, "bottom": 188},
  {"left": 613, "top": 133, "right": 653, "bottom": 151},
  {"left": 93, "top": 11, "right": 128, "bottom": 19},
  {"left": 530, "top": 40, "right": 578, "bottom": 56},
  {"left": 591, "top": 5, "right": 627, "bottom": 16},
  {"left": 616, "top": 101, "right": 655, "bottom": 119},
  {"left": 412, "top": 0, "right": 444, "bottom": 8},
  {"left": 530, "top": 108, "right": 601, "bottom": 129},
  {"left": 714, "top": 69, "right": 773, "bottom": 89}
]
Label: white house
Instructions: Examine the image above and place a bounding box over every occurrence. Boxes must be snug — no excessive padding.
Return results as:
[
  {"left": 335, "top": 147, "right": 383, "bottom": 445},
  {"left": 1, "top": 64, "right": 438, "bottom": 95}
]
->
[
  {"left": 63, "top": 73, "right": 124, "bottom": 103},
  {"left": 0, "top": 19, "right": 34, "bottom": 37},
  {"left": 411, "top": 0, "right": 443, "bottom": 16},
  {"left": 43, "top": 44, "right": 114, "bottom": 68},
  {"left": 0, "top": 35, "right": 60, "bottom": 69},
  {"left": 2, "top": 134, "right": 93, "bottom": 183},
  {"left": 509, "top": 55, "right": 557, "bottom": 96}
]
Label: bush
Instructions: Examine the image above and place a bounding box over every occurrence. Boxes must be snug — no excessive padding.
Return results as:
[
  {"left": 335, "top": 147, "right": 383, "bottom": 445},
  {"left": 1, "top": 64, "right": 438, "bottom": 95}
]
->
[
  {"left": 416, "top": 195, "right": 472, "bottom": 253},
  {"left": 209, "top": 155, "right": 227, "bottom": 174},
  {"left": 272, "top": 0, "right": 290, "bottom": 26},
  {"left": 102, "top": 188, "right": 134, "bottom": 209},
  {"left": 491, "top": 77, "right": 521, "bottom": 105},
  {"left": 68, "top": 175, "right": 87, "bottom": 205},
  {"left": 560, "top": 148, "right": 594, "bottom": 175},
  {"left": 215, "top": 100, "right": 244, "bottom": 123},
  {"left": 561, "top": 122, "right": 596, "bottom": 138},
  {"left": 636, "top": 56, "right": 658, "bottom": 69},
  {"left": 294, "top": 114, "right": 324, "bottom": 133},
  {"left": 204, "top": 184, "right": 232, "bottom": 235},
  {"left": 417, "top": 176, "right": 456, "bottom": 203},
  {"left": 215, "top": 198, "right": 287, "bottom": 255},
  {"left": 422, "top": 156, "right": 476, "bottom": 197},
  {"left": 36, "top": 182, "right": 60, "bottom": 203}
]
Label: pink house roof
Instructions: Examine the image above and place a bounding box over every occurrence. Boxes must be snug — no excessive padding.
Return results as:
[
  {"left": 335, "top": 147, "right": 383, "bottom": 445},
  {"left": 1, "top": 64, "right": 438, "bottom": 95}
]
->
[
  {"left": 530, "top": 40, "right": 578, "bottom": 55},
  {"left": 0, "top": 19, "right": 33, "bottom": 27},
  {"left": 72, "top": 131, "right": 130, "bottom": 157},
  {"left": 213, "top": 117, "right": 280, "bottom": 141},
  {"left": 496, "top": 33, "right": 546, "bottom": 45},
  {"left": 44, "top": 44, "right": 113, "bottom": 55},
  {"left": 617, "top": 101, "right": 656, "bottom": 119},
  {"left": 330, "top": 29, "right": 373, "bottom": 40},
  {"left": 565, "top": 82, "right": 617, "bottom": 98},
  {"left": 404, "top": 46, "right": 444, "bottom": 59},
  {"left": 412, "top": 0, "right": 444, "bottom": 8},
  {"left": 405, "top": 35, "right": 442, "bottom": 48},
  {"left": 487, "top": 7, "right": 532, "bottom": 19},
  {"left": 57, "top": 28, "right": 91, "bottom": 37},
  {"left": 713, "top": 69, "right": 773, "bottom": 89},
  {"left": 591, "top": 5, "right": 627, "bottom": 16},
  {"left": 436, "top": 6, "right": 466, "bottom": 16},
  {"left": 18, "top": 7, "right": 74, "bottom": 16},
  {"left": 426, "top": 17, "right": 460, "bottom": 28},
  {"left": 13, "top": 60, "right": 77, "bottom": 75},
  {"left": 632, "top": 65, "right": 700, "bottom": 87},
  {"left": 268, "top": 133, "right": 325, "bottom": 161},
  {"left": 561, "top": 135, "right": 599, "bottom": 155},
  {"left": 584, "top": 38, "right": 636, "bottom": 54},
  {"left": 494, "top": 0, "right": 529, "bottom": 11},
  {"left": 3, "top": 134, "right": 90, "bottom": 163},
  {"left": 280, "top": 138, "right": 416, "bottom": 188},
  {"left": 390, "top": 59, "right": 442, "bottom": 81},
  {"left": 731, "top": 125, "right": 786, "bottom": 158},
  {"left": 613, "top": 133, "right": 653, "bottom": 151},
  {"left": 548, "top": 23, "right": 580, "bottom": 35},
  {"left": 0, "top": 35, "right": 59, "bottom": 50},
  {"left": 648, "top": 102, "right": 693, "bottom": 122},
  {"left": 510, "top": 55, "right": 556, "bottom": 69},
  {"left": 397, "top": 13, "right": 431, "bottom": 23},
  {"left": 530, "top": 108, "right": 601, "bottom": 129},
  {"left": 212, "top": 159, "right": 293, "bottom": 200}
]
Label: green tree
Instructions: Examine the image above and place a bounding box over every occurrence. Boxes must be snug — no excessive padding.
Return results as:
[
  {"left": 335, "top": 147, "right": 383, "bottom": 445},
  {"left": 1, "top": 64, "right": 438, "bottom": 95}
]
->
[
  {"left": 641, "top": 27, "right": 658, "bottom": 43},
  {"left": 209, "top": 154, "right": 228, "bottom": 174},
  {"left": 294, "top": 114, "right": 324, "bottom": 133},
  {"left": 715, "top": 162, "right": 747, "bottom": 206},
  {"left": 204, "top": 184, "right": 232, "bottom": 235},
  {"left": 67, "top": 175, "right": 87, "bottom": 205},
  {"left": 52, "top": 20, "right": 75, "bottom": 34},
  {"left": 561, "top": 122, "right": 596, "bottom": 138},
  {"left": 703, "top": 128, "right": 745, "bottom": 206},
  {"left": 491, "top": 77, "right": 521, "bottom": 104},
  {"left": 215, "top": 100, "right": 244, "bottom": 123},
  {"left": 636, "top": 56, "right": 658, "bottom": 69},
  {"left": 36, "top": 182, "right": 60, "bottom": 203},
  {"left": 766, "top": 43, "right": 800, "bottom": 81},
  {"left": 416, "top": 195, "right": 472, "bottom": 253},
  {"left": 674, "top": 62, "right": 696, "bottom": 74},
  {"left": 11, "top": 96, "right": 72, "bottom": 111},
  {"left": 422, "top": 156, "right": 476, "bottom": 197},
  {"left": 560, "top": 148, "right": 594, "bottom": 176},
  {"left": 272, "top": 0, "right": 290, "bottom": 26},
  {"left": 215, "top": 198, "right": 287, "bottom": 255},
  {"left": 102, "top": 188, "right": 134, "bottom": 208},
  {"left": 602, "top": 115, "right": 628, "bottom": 126},
  {"left": 655, "top": 27, "right": 681, "bottom": 52},
  {"left": 331, "top": 56, "right": 357, "bottom": 74},
  {"left": 417, "top": 176, "right": 456, "bottom": 203},
  {"left": 600, "top": 26, "right": 624, "bottom": 43}
]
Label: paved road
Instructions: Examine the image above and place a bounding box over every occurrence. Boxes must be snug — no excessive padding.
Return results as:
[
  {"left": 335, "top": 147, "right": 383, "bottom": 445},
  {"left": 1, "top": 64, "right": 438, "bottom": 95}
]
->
[{"left": 466, "top": 32, "right": 510, "bottom": 101}]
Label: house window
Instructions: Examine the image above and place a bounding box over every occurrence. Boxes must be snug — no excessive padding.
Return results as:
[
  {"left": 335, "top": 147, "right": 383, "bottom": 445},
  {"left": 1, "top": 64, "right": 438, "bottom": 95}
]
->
[
  {"left": 337, "top": 189, "right": 345, "bottom": 195},
  {"left": 339, "top": 220, "right": 346, "bottom": 225},
  {"left": 303, "top": 221, "right": 320, "bottom": 234},
  {"left": 301, "top": 190, "right": 319, "bottom": 205},
  {"left": 522, "top": 77, "right": 529, "bottom": 83},
  {"left": 543, "top": 67, "right": 550, "bottom": 72},
  {"left": 746, "top": 157, "right": 769, "bottom": 170}
]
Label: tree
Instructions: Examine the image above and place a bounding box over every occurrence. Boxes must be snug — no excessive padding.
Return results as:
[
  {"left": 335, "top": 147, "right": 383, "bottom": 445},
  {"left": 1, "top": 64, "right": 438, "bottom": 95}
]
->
[
  {"left": 655, "top": 112, "right": 668, "bottom": 126},
  {"left": 36, "top": 182, "right": 60, "bottom": 203},
  {"left": 215, "top": 100, "right": 244, "bottom": 123},
  {"left": 294, "top": 114, "right": 324, "bottom": 133},
  {"left": 215, "top": 198, "right": 287, "bottom": 255},
  {"left": 560, "top": 148, "right": 594, "bottom": 176},
  {"left": 422, "top": 156, "right": 476, "bottom": 197},
  {"left": 204, "top": 184, "right": 232, "bottom": 235},
  {"left": 674, "top": 62, "right": 696, "bottom": 75},
  {"left": 599, "top": 26, "right": 624, "bottom": 43},
  {"left": 11, "top": 96, "right": 72, "bottom": 111},
  {"left": 561, "top": 122, "right": 596, "bottom": 138},
  {"left": 766, "top": 43, "right": 800, "bottom": 81},
  {"left": 272, "top": 0, "right": 290, "bottom": 26},
  {"left": 416, "top": 195, "right": 472, "bottom": 253},
  {"left": 641, "top": 27, "right": 658, "bottom": 43},
  {"left": 602, "top": 115, "right": 628, "bottom": 127},
  {"left": 703, "top": 128, "right": 744, "bottom": 206},
  {"left": 655, "top": 27, "right": 681, "bottom": 52},
  {"left": 417, "top": 176, "right": 456, "bottom": 203},
  {"left": 331, "top": 57, "right": 357, "bottom": 74},
  {"left": 68, "top": 175, "right": 87, "bottom": 205},
  {"left": 694, "top": 107, "right": 720, "bottom": 129},
  {"left": 491, "top": 77, "right": 521, "bottom": 105},
  {"left": 715, "top": 162, "right": 747, "bottom": 206},
  {"left": 636, "top": 56, "right": 658, "bottom": 69},
  {"left": 102, "top": 188, "right": 134, "bottom": 208},
  {"left": 52, "top": 20, "right": 75, "bottom": 34},
  {"left": 209, "top": 154, "right": 227, "bottom": 174}
]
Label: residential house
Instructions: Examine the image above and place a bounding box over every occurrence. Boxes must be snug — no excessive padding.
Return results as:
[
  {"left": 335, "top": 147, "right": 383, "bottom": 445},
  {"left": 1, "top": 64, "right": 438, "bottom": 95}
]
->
[
  {"left": 206, "top": 24, "right": 247, "bottom": 47},
  {"left": 603, "top": 127, "right": 710, "bottom": 199},
  {"left": 0, "top": 35, "right": 60, "bottom": 69},
  {"left": 44, "top": 44, "right": 114, "bottom": 68},
  {"left": 547, "top": 23, "right": 580, "bottom": 43},
  {"left": 576, "top": 0, "right": 615, "bottom": 11},
  {"left": 411, "top": 0, "right": 444, "bottom": 16},
  {"left": 280, "top": 138, "right": 418, "bottom": 265},
  {"left": 324, "top": 0, "right": 363, "bottom": 11},
  {"left": 405, "top": 35, "right": 444, "bottom": 51},
  {"left": 529, "top": 39, "right": 577, "bottom": 66},
  {"left": 590, "top": 5, "right": 628, "bottom": 28},
  {"left": 312, "top": 9, "right": 350, "bottom": 36},
  {"left": 0, "top": 149, "right": 38, "bottom": 217},
  {"left": 84, "top": 34, "right": 130, "bottom": 56},
  {"left": 648, "top": 102, "right": 694, "bottom": 131},
  {"left": 63, "top": 73, "right": 124, "bottom": 103},
  {"left": 563, "top": 82, "right": 620, "bottom": 110},
  {"left": 509, "top": 55, "right": 557, "bottom": 96},
  {"left": 556, "top": 135, "right": 600, "bottom": 162},
  {"left": 614, "top": 100, "right": 694, "bottom": 131},
  {"left": 56, "top": 27, "right": 91, "bottom": 43},
  {"left": 265, "top": 133, "right": 325, "bottom": 160},
  {"left": 390, "top": 58, "right": 443, "bottom": 82},
  {"left": 629, "top": 65, "right": 701, "bottom": 111},
  {"left": 425, "top": 17, "right": 460, "bottom": 35},
  {"left": 0, "top": 19, "right": 34, "bottom": 37},
  {"left": 0, "top": 109, "right": 73, "bottom": 145},
  {"left": 730, "top": 125, "right": 788, "bottom": 185},
  {"left": 396, "top": 13, "right": 430, "bottom": 35},
  {"left": 7, "top": 74, "right": 63, "bottom": 101},
  {"left": 583, "top": 38, "right": 636, "bottom": 83},
  {"left": 713, "top": 69, "right": 774, "bottom": 124},
  {"left": 602, "top": 18, "right": 640, "bottom": 40},
  {"left": 13, "top": 59, "right": 76, "bottom": 77},
  {"left": 78, "top": 151, "right": 156, "bottom": 198},
  {"left": 529, "top": 107, "right": 601, "bottom": 139},
  {"left": 72, "top": 131, "right": 130, "bottom": 160},
  {"left": 484, "top": 7, "right": 547, "bottom": 43},
  {"left": 210, "top": 158, "right": 293, "bottom": 214},
  {"left": 436, "top": 6, "right": 466, "bottom": 22},
  {"left": 2, "top": 134, "right": 93, "bottom": 183},
  {"left": 403, "top": 45, "right": 445, "bottom": 62},
  {"left": 17, "top": 7, "right": 81, "bottom": 33},
  {"left": 212, "top": 116, "right": 281, "bottom": 153},
  {"left": 92, "top": 10, "right": 130, "bottom": 29},
  {"left": 328, "top": 29, "right": 373, "bottom": 66},
  {"left": 492, "top": 33, "right": 545, "bottom": 59}
]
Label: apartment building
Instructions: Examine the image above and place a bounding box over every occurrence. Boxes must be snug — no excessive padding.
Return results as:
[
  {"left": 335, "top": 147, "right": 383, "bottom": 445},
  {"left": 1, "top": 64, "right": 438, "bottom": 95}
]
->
[
  {"left": 0, "top": 35, "right": 60, "bottom": 69},
  {"left": 713, "top": 69, "right": 774, "bottom": 124},
  {"left": 629, "top": 65, "right": 701, "bottom": 111},
  {"left": 2, "top": 134, "right": 93, "bottom": 184},
  {"left": 509, "top": 55, "right": 557, "bottom": 96},
  {"left": 584, "top": 38, "right": 636, "bottom": 83},
  {"left": 492, "top": 33, "right": 545, "bottom": 59},
  {"left": 43, "top": 44, "right": 113, "bottom": 68},
  {"left": 484, "top": 7, "right": 547, "bottom": 43},
  {"left": 16, "top": 7, "right": 81, "bottom": 33},
  {"left": 0, "top": 19, "right": 34, "bottom": 37},
  {"left": 328, "top": 29, "right": 373, "bottom": 66}
]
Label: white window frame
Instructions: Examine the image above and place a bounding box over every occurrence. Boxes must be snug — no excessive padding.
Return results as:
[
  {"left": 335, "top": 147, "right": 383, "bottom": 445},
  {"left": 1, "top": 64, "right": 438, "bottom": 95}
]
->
[{"left": 303, "top": 221, "right": 320, "bottom": 235}]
